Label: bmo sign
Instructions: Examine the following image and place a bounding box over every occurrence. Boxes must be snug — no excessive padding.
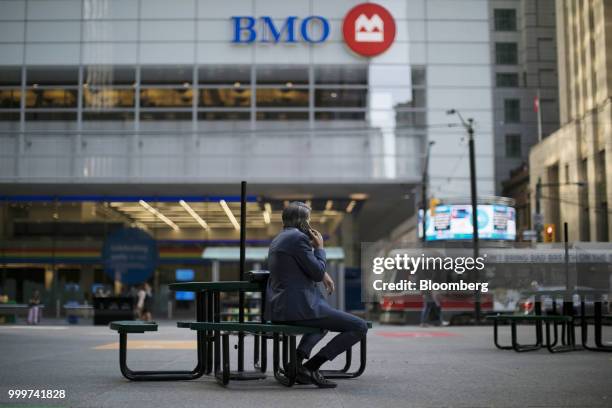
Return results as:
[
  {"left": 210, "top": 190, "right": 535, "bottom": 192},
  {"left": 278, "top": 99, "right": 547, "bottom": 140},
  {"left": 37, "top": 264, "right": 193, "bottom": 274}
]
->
[{"left": 231, "top": 2, "right": 396, "bottom": 57}]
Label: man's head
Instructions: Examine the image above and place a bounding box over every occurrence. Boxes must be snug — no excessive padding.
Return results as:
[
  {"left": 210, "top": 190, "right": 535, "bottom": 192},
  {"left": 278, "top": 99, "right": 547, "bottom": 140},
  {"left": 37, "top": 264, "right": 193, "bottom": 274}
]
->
[{"left": 282, "top": 201, "right": 311, "bottom": 230}]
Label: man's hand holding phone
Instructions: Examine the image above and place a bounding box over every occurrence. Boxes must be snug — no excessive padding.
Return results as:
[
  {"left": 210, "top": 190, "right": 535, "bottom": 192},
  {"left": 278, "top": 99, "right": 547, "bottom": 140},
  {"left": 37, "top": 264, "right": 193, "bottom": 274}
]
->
[{"left": 308, "top": 228, "right": 324, "bottom": 249}]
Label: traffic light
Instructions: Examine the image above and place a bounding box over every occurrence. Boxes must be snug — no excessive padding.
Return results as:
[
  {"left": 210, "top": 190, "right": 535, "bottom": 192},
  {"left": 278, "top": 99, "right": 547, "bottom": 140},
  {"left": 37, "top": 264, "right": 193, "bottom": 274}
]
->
[
  {"left": 429, "top": 198, "right": 440, "bottom": 216},
  {"left": 543, "top": 224, "right": 555, "bottom": 242}
]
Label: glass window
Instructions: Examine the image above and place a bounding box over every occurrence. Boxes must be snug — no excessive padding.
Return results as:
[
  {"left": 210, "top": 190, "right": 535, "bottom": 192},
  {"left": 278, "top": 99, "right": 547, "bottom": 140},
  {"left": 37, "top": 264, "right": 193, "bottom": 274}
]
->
[
  {"left": 140, "top": 111, "right": 192, "bottom": 121},
  {"left": 504, "top": 99, "right": 520, "bottom": 123},
  {"left": 0, "top": 112, "right": 20, "bottom": 121},
  {"left": 84, "top": 88, "right": 135, "bottom": 108},
  {"left": 26, "top": 89, "right": 78, "bottom": 108},
  {"left": 200, "top": 88, "right": 251, "bottom": 107},
  {"left": 315, "top": 89, "right": 367, "bottom": 108},
  {"left": 199, "top": 65, "right": 251, "bottom": 85},
  {"left": 411, "top": 67, "right": 426, "bottom": 87},
  {"left": 25, "top": 112, "right": 77, "bottom": 121},
  {"left": 140, "top": 88, "right": 193, "bottom": 108},
  {"left": 85, "top": 66, "right": 135, "bottom": 86},
  {"left": 496, "top": 73, "right": 519, "bottom": 87},
  {"left": 495, "top": 43, "right": 518, "bottom": 65},
  {"left": 505, "top": 134, "right": 521, "bottom": 158},
  {"left": 494, "top": 9, "right": 517, "bottom": 31},
  {"left": 315, "top": 65, "right": 368, "bottom": 85},
  {"left": 197, "top": 111, "right": 250, "bottom": 121},
  {"left": 0, "top": 67, "right": 21, "bottom": 86},
  {"left": 0, "top": 89, "right": 21, "bottom": 109},
  {"left": 27, "top": 66, "right": 78, "bottom": 86},
  {"left": 256, "top": 65, "right": 308, "bottom": 85},
  {"left": 83, "top": 112, "right": 135, "bottom": 121},
  {"left": 395, "top": 110, "right": 426, "bottom": 127},
  {"left": 256, "top": 88, "right": 308, "bottom": 107},
  {"left": 315, "top": 111, "right": 366, "bottom": 121},
  {"left": 141, "top": 65, "right": 192, "bottom": 85},
  {"left": 256, "top": 111, "right": 308, "bottom": 120}
]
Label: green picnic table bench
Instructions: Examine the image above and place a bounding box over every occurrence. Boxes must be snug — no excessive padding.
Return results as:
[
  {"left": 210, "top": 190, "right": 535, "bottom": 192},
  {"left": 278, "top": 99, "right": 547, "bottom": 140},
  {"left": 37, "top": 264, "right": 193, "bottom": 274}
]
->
[
  {"left": 109, "top": 320, "right": 206, "bottom": 381},
  {"left": 486, "top": 314, "right": 579, "bottom": 353}
]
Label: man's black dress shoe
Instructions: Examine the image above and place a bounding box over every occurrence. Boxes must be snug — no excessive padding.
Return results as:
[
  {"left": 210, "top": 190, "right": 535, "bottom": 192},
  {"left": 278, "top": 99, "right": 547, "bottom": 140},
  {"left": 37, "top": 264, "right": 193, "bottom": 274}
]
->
[
  {"left": 296, "top": 365, "right": 312, "bottom": 385},
  {"left": 305, "top": 368, "right": 337, "bottom": 388}
]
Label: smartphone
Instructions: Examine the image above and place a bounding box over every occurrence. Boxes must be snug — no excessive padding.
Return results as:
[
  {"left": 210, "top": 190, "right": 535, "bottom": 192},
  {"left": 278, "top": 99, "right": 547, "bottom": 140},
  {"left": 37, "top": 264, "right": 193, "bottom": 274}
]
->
[{"left": 298, "top": 220, "right": 312, "bottom": 236}]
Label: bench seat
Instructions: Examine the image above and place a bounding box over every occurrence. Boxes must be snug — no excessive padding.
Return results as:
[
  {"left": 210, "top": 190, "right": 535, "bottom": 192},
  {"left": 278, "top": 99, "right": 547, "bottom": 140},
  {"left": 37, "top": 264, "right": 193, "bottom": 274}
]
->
[{"left": 109, "top": 321, "right": 158, "bottom": 333}]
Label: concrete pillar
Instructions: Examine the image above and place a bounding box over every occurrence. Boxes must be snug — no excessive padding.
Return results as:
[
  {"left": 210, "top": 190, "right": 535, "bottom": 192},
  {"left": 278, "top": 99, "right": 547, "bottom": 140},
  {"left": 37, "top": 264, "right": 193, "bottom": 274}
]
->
[{"left": 212, "top": 260, "right": 220, "bottom": 282}]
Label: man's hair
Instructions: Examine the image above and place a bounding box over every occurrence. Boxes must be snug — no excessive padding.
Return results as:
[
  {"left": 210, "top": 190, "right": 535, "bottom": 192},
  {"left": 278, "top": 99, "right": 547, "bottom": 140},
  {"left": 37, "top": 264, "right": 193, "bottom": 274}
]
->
[{"left": 282, "top": 201, "right": 311, "bottom": 229}]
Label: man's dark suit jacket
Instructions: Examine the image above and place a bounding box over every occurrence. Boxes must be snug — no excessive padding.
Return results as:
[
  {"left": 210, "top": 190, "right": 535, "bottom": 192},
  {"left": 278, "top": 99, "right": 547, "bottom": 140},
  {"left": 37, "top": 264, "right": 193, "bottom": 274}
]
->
[{"left": 264, "top": 227, "right": 330, "bottom": 322}]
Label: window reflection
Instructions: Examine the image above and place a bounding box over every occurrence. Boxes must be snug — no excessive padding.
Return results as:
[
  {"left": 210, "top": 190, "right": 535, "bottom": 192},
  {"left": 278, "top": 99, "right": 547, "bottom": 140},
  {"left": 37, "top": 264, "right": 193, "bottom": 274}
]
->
[
  {"left": 140, "top": 88, "right": 193, "bottom": 108},
  {"left": 84, "top": 88, "right": 134, "bottom": 108},
  {"left": 256, "top": 111, "right": 308, "bottom": 120},
  {"left": 315, "top": 89, "right": 367, "bottom": 108},
  {"left": 26, "top": 89, "right": 77, "bottom": 108},
  {"left": 315, "top": 65, "right": 368, "bottom": 85},
  {"left": 85, "top": 66, "right": 135, "bottom": 86},
  {"left": 0, "top": 89, "right": 21, "bottom": 108},
  {"left": 27, "top": 67, "right": 78, "bottom": 86},
  {"left": 83, "top": 112, "right": 135, "bottom": 121},
  {"left": 25, "top": 112, "right": 77, "bottom": 121},
  {"left": 141, "top": 65, "right": 191, "bottom": 85},
  {"left": 315, "top": 111, "right": 365, "bottom": 120},
  {"left": 256, "top": 88, "right": 308, "bottom": 107},
  {"left": 200, "top": 88, "right": 251, "bottom": 107},
  {"left": 200, "top": 66, "right": 251, "bottom": 85},
  {"left": 256, "top": 65, "right": 308, "bottom": 85},
  {"left": 140, "top": 111, "right": 192, "bottom": 121},
  {"left": 197, "top": 111, "right": 250, "bottom": 120}
]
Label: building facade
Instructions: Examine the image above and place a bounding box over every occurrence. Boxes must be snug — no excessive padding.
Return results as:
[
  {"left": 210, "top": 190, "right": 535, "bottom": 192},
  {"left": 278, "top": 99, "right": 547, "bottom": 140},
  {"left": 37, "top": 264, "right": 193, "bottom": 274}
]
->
[
  {"left": 529, "top": 0, "right": 611, "bottom": 242},
  {"left": 490, "top": 0, "right": 559, "bottom": 194},
  {"left": 0, "top": 0, "right": 496, "bottom": 310}
]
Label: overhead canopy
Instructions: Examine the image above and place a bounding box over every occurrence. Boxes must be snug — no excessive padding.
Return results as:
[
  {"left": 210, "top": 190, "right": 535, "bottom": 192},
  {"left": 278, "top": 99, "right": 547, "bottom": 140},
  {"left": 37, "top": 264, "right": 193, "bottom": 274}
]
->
[{"left": 202, "top": 246, "right": 345, "bottom": 261}]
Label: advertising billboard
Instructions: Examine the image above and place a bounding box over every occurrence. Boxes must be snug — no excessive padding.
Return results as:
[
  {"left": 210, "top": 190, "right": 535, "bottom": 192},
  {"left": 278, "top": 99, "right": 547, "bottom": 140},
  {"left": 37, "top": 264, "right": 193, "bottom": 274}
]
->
[{"left": 418, "top": 204, "right": 516, "bottom": 241}]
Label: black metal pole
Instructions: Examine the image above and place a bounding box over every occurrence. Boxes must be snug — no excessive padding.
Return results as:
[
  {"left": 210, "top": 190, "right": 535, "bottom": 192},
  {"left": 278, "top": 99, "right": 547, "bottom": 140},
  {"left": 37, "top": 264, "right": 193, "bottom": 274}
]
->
[
  {"left": 238, "top": 181, "right": 246, "bottom": 371},
  {"left": 536, "top": 178, "right": 542, "bottom": 242},
  {"left": 421, "top": 141, "right": 434, "bottom": 244},
  {"left": 467, "top": 120, "right": 481, "bottom": 323},
  {"left": 564, "top": 222, "right": 569, "bottom": 301}
]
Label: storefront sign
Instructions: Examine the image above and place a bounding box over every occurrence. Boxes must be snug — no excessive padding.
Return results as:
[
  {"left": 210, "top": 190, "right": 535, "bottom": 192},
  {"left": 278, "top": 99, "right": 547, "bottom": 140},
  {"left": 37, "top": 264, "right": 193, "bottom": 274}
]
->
[
  {"left": 102, "top": 228, "right": 158, "bottom": 285},
  {"left": 230, "top": 2, "right": 395, "bottom": 56},
  {"left": 343, "top": 3, "right": 396, "bottom": 57}
]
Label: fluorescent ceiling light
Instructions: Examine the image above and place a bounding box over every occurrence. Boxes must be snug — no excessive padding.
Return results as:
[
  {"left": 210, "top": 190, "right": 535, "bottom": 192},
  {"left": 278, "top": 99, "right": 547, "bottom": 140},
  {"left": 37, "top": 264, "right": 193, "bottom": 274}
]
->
[
  {"left": 219, "top": 199, "right": 240, "bottom": 230},
  {"left": 179, "top": 200, "right": 208, "bottom": 230},
  {"left": 139, "top": 200, "right": 179, "bottom": 231}
]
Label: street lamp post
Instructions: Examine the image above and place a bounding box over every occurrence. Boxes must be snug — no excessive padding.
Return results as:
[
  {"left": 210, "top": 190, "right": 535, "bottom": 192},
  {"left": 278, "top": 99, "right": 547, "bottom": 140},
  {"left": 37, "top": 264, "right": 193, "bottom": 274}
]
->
[
  {"left": 446, "top": 109, "right": 480, "bottom": 323},
  {"left": 421, "top": 141, "right": 435, "bottom": 243}
]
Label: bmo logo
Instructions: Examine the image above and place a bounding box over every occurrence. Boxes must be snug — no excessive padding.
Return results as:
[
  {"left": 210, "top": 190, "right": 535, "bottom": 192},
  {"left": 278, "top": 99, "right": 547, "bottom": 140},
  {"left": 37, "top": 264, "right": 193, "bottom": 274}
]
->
[
  {"left": 230, "top": 2, "right": 395, "bottom": 57},
  {"left": 343, "top": 3, "right": 396, "bottom": 57}
]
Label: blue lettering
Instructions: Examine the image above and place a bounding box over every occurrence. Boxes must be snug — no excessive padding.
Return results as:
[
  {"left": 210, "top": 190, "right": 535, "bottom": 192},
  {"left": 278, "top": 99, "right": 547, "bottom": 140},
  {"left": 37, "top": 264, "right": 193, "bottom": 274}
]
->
[
  {"left": 260, "top": 16, "right": 297, "bottom": 43},
  {"left": 231, "top": 15, "right": 330, "bottom": 44},
  {"left": 231, "top": 16, "right": 256, "bottom": 43},
  {"left": 300, "top": 16, "right": 329, "bottom": 43}
]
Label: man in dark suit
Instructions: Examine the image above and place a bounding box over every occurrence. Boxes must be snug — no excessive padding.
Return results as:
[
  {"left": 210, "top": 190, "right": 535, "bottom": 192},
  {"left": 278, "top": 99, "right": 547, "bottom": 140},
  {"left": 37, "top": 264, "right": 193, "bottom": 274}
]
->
[{"left": 264, "top": 202, "right": 368, "bottom": 388}]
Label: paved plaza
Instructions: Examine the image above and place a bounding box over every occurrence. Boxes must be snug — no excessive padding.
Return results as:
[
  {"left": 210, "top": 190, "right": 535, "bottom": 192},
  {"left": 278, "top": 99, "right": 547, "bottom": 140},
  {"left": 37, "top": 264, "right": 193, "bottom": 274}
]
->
[{"left": 1, "top": 321, "right": 611, "bottom": 408}]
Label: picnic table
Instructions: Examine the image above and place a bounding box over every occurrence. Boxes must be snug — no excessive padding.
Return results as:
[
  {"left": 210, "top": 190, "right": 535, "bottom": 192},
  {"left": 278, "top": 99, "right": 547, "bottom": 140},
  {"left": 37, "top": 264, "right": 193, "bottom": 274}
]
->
[
  {"left": 487, "top": 298, "right": 611, "bottom": 353},
  {"left": 110, "top": 280, "right": 369, "bottom": 385}
]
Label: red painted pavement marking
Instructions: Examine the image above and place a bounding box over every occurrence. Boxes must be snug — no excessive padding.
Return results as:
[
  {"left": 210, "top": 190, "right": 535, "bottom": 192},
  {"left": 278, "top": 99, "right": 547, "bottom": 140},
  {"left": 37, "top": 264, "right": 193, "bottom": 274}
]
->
[{"left": 375, "top": 331, "right": 459, "bottom": 338}]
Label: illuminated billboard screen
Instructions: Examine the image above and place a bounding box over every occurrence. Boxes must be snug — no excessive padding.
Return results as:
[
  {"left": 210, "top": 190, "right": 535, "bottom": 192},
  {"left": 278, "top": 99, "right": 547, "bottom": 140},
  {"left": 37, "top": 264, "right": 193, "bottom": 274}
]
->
[{"left": 418, "top": 204, "right": 516, "bottom": 241}]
